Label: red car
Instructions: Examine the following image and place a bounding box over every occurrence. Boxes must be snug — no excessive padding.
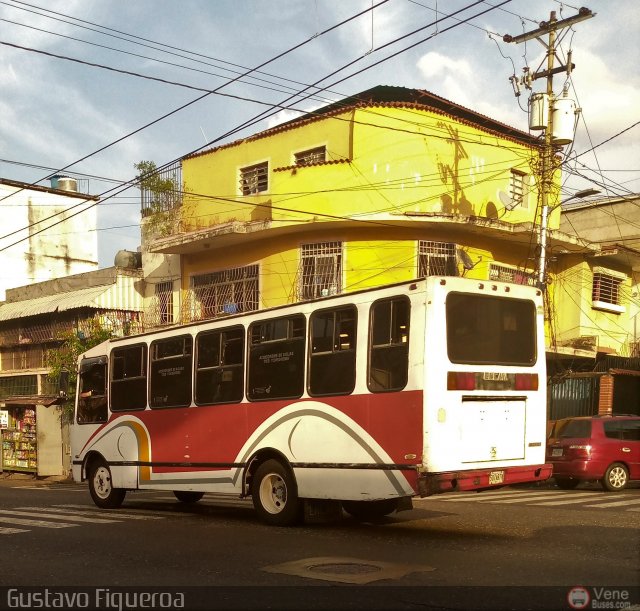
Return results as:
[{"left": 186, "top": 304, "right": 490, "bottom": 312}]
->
[{"left": 547, "top": 415, "right": 640, "bottom": 491}]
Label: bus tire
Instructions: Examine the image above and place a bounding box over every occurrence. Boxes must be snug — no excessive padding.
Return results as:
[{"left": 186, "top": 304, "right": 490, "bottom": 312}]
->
[
  {"left": 173, "top": 491, "right": 204, "bottom": 503},
  {"left": 251, "top": 459, "right": 302, "bottom": 526},
  {"left": 88, "top": 459, "right": 126, "bottom": 509},
  {"left": 342, "top": 499, "right": 399, "bottom": 521}
]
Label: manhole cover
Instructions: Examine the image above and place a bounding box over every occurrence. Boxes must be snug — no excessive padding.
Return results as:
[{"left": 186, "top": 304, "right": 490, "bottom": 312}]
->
[{"left": 309, "top": 562, "right": 382, "bottom": 575}]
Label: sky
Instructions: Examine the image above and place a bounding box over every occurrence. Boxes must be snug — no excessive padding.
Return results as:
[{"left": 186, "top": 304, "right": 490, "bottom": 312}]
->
[{"left": 0, "top": 0, "right": 638, "bottom": 268}]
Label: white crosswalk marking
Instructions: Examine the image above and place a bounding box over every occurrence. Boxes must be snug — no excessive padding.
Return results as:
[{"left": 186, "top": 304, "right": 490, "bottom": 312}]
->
[
  {"left": 58, "top": 504, "right": 183, "bottom": 517},
  {"left": 584, "top": 497, "right": 640, "bottom": 508},
  {"left": 0, "top": 527, "right": 29, "bottom": 534},
  {"left": 37, "top": 506, "right": 165, "bottom": 520},
  {"left": 0, "top": 515, "right": 78, "bottom": 529},
  {"left": 492, "top": 492, "right": 606, "bottom": 504},
  {"left": 415, "top": 488, "right": 640, "bottom": 511},
  {"left": 14, "top": 508, "right": 121, "bottom": 523}
]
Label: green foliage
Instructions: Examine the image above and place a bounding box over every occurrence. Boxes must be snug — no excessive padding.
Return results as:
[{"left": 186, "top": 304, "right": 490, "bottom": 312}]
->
[
  {"left": 136, "top": 160, "right": 180, "bottom": 239},
  {"left": 46, "top": 319, "right": 114, "bottom": 424}
]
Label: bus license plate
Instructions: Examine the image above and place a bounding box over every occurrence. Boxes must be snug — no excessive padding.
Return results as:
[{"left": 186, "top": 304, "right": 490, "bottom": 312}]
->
[
  {"left": 489, "top": 470, "right": 504, "bottom": 485},
  {"left": 552, "top": 448, "right": 563, "bottom": 457}
]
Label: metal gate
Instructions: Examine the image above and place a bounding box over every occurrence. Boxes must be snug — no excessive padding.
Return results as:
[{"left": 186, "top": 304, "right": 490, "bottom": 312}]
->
[{"left": 548, "top": 376, "right": 599, "bottom": 420}]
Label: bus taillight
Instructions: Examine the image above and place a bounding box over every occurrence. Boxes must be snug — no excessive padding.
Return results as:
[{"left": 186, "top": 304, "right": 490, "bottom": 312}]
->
[
  {"left": 514, "top": 373, "right": 539, "bottom": 390},
  {"left": 447, "top": 372, "right": 475, "bottom": 390}
]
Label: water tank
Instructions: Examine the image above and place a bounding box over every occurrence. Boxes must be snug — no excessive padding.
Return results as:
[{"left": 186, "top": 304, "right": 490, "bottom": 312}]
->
[
  {"left": 50, "top": 174, "right": 78, "bottom": 192},
  {"left": 552, "top": 97, "right": 577, "bottom": 145},
  {"left": 528, "top": 93, "right": 549, "bottom": 131},
  {"left": 114, "top": 250, "right": 142, "bottom": 269}
]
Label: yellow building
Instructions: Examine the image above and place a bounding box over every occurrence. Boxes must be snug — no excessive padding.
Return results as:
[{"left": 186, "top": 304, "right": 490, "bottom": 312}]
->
[
  {"left": 142, "top": 85, "right": 640, "bottom": 414},
  {"left": 149, "top": 86, "right": 556, "bottom": 314}
]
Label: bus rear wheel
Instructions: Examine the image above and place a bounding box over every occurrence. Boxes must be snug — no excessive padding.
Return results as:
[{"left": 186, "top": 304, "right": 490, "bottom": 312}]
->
[
  {"left": 251, "top": 459, "right": 302, "bottom": 526},
  {"left": 173, "top": 491, "right": 204, "bottom": 503},
  {"left": 88, "top": 459, "right": 126, "bottom": 509},
  {"left": 342, "top": 499, "right": 399, "bottom": 521}
]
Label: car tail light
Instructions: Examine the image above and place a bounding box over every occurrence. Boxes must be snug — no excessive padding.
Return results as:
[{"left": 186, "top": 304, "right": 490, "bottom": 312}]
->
[
  {"left": 447, "top": 372, "right": 475, "bottom": 390},
  {"left": 568, "top": 444, "right": 591, "bottom": 458},
  {"left": 514, "top": 373, "right": 539, "bottom": 390}
]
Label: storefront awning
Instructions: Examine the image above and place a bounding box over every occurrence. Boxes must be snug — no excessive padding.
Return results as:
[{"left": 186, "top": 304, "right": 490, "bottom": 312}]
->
[
  {"left": 0, "top": 284, "right": 113, "bottom": 322},
  {"left": 3, "top": 395, "right": 62, "bottom": 406}
]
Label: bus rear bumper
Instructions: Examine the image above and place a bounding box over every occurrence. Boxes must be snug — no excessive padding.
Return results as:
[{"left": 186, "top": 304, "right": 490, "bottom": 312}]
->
[{"left": 417, "top": 463, "right": 553, "bottom": 497}]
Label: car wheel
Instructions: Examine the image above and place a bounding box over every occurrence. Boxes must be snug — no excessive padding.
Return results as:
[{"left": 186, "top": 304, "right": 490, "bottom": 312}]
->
[
  {"left": 601, "top": 463, "right": 629, "bottom": 491},
  {"left": 173, "top": 491, "right": 204, "bottom": 503},
  {"left": 251, "top": 459, "right": 302, "bottom": 526},
  {"left": 555, "top": 477, "right": 580, "bottom": 490},
  {"left": 342, "top": 499, "right": 399, "bottom": 521},
  {"left": 88, "top": 459, "right": 126, "bottom": 509}
]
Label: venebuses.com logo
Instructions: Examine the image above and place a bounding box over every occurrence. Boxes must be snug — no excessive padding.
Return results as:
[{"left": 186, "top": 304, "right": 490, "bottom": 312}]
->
[{"left": 568, "top": 586, "right": 634, "bottom": 610}]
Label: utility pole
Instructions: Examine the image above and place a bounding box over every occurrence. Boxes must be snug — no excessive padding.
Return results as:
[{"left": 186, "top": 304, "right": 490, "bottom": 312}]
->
[{"left": 504, "top": 7, "right": 595, "bottom": 288}]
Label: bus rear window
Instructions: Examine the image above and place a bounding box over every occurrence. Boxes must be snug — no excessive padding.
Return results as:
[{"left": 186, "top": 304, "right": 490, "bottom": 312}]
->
[{"left": 446, "top": 293, "right": 536, "bottom": 366}]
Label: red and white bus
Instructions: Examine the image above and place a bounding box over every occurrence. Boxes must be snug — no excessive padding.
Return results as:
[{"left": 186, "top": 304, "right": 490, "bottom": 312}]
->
[{"left": 71, "top": 276, "right": 551, "bottom": 525}]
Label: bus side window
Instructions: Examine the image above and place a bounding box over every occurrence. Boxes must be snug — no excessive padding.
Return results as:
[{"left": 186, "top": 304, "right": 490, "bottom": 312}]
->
[
  {"left": 368, "top": 297, "right": 410, "bottom": 392},
  {"left": 77, "top": 359, "right": 107, "bottom": 424},
  {"left": 248, "top": 314, "right": 305, "bottom": 401},
  {"left": 150, "top": 335, "right": 193, "bottom": 409},
  {"left": 195, "top": 327, "right": 245, "bottom": 406},
  {"left": 308, "top": 306, "right": 357, "bottom": 396},
  {"left": 110, "top": 344, "right": 147, "bottom": 412}
]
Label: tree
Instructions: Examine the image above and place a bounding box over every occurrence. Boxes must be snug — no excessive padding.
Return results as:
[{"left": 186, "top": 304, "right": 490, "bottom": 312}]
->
[{"left": 46, "top": 319, "right": 114, "bottom": 423}]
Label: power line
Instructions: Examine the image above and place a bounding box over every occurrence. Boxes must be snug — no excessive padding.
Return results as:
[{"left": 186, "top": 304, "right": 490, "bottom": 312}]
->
[{"left": 0, "top": 0, "right": 512, "bottom": 251}]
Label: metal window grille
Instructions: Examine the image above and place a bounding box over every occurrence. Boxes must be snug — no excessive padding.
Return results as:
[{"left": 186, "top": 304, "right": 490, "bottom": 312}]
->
[
  {"left": 295, "top": 146, "right": 326, "bottom": 166},
  {"left": 509, "top": 169, "right": 527, "bottom": 208},
  {"left": 418, "top": 241, "right": 457, "bottom": 277},
  {"left": 592, "top": 273, "right": 622, "bottom": 305},
  {"left": 155, "top": 281, "right": 174, "bottom": 325},
  {"left": 0, "top": 374, "right": 38, "bottom": 399},
  {"left": 240, "top": 162, "right": 268, "bottom": 195},
  {"left": 489, "top": 263, "right": 536, "bottom": 286},
  {"left": 140, "top": 162, "right": 182, "bottom": 217},
  {"left": 300, "top": 242, "right": 342, "bottom": 300},
  {"left": 189, "top": 264, "right": 259, "bottom": 321},
  {"left": 0, "top": 346, "right": 47, "bottom": 371}
]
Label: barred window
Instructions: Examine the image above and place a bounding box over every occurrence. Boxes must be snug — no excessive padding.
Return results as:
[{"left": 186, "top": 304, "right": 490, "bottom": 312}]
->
[
  {"left": 300, "top": 242, "right": 342, "bottom": 300},
  {"left": 240, "top": 162, "right": 268, "bottom": 195},
  {"left": 489, "top": 263, "right": 536, "bottom": 286},
  {"left": 592, "top": 272, "right": 622, "bottom": 306},
  {"left": 155, "top": 281, "right": 174, "bottom": 325},
  {"left": 295, "top": 146, "right": 326, "bottom": 166},
  {"left": 418, "top": 241, "right": 457, "bottom": 277},
  {"left": 191, "top": 264, "right": 259, "bottom": 320},
  {"left": 509, "top": 169, "right": 528, "bottom": 208}
]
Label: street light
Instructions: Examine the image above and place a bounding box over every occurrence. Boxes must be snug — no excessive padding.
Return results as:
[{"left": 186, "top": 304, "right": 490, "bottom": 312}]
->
[{"left": 538, "top": 187, "right": 601, "bottom": 287}]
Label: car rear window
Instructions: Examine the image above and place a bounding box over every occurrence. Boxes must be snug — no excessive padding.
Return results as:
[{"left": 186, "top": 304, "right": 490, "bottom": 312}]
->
[{"left": 556, "top": 419, "right": 592, "bottom": 438}]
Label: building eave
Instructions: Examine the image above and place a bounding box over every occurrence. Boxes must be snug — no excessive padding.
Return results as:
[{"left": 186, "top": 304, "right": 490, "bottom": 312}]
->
[{"left": 148, "top": 213, "right": 594, "bottom": 256}]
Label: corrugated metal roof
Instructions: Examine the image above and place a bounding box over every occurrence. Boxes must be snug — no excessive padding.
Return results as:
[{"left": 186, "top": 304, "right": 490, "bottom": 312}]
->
[{"left": 0, "top": 284, "right": 115, "bottom": 322}]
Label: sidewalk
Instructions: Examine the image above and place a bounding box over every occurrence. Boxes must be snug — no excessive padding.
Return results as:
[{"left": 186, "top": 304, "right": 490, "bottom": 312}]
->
[{"left": 0, "top": 471, "right": 77, "bottom": 487}]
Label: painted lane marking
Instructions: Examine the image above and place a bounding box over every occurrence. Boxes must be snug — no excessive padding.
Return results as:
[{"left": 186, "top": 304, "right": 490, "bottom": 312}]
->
[
  {"left": 582, "top": 497, "right": 640, "bottom": 508},
  {"left": 57, "top": 504, "right": 187, "bottom": 517},
  {"left": 0, "top": 515, "right": 78, "bottom": 528},
  {"left": 34, "top": 506, "right": 165, "bottom": 520},
  {"left": 0, "top": 527, "right": 29, "bottom": 535},
  {"left": 14, "top": 508, "right": 121, "bottom": 523}
]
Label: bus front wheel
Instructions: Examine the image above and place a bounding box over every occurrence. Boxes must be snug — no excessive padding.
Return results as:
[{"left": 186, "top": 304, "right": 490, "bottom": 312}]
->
[
  {"left": 88, "top": 459, "right": 126, "bottom": 509},
  {"left": 251, "top": 459, "right": 302, "bottom": 526}
]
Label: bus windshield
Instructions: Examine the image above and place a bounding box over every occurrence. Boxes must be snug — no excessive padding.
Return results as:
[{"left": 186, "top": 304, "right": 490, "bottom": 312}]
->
[{"left": 446, "top": 292, "right": 536, "bottom": 366}]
